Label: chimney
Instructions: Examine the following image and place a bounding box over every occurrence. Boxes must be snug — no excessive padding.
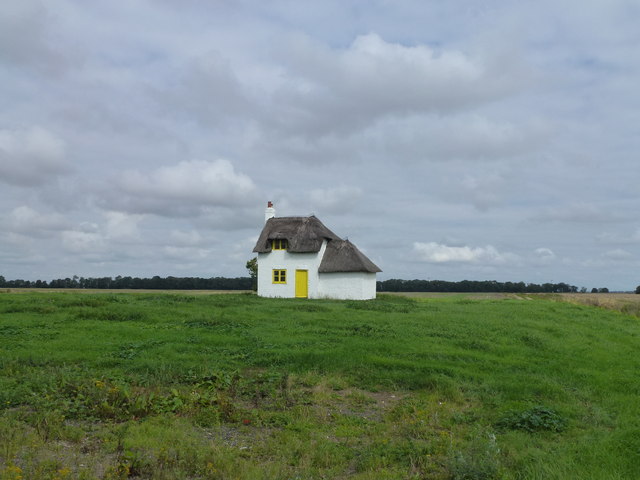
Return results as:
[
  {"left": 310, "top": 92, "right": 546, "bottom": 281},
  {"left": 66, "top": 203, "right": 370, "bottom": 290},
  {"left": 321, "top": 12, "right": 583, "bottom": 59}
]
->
[{"left": 265, "top": 201, "right": 275, "bottom": 222}]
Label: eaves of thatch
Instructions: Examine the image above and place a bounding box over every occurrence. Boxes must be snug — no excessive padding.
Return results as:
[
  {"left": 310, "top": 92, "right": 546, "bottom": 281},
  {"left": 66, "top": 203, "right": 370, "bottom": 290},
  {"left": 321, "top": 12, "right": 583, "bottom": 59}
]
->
[
  {"left": 319, "top": 239, "right": 382, "bottom": 273},
  {"left": 252, "top": 216, "right": 341, "bottom": 253}
]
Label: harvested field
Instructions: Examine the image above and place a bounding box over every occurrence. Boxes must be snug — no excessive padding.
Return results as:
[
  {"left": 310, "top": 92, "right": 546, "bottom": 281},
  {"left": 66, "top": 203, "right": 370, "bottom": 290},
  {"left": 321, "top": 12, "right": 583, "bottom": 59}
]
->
[{"left": 549, "top": 293, "right": 640, "bottom": 317}]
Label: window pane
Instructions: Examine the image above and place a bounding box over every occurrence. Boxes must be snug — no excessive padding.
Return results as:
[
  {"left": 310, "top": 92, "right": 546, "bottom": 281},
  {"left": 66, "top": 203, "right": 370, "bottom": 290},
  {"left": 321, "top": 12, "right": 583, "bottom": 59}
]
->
[
  {"left": 272, "top": 239, "right": 288, "bottom": 250},
  {"left": 273, "top": 269, "right": 286, "bottom": 283}
]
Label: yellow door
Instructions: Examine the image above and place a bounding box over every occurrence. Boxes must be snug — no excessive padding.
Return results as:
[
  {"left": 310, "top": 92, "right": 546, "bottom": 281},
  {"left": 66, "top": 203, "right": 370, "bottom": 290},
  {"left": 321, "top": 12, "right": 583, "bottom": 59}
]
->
[{"left": 295, "top": 270, "right": 308, "bottom": 298}]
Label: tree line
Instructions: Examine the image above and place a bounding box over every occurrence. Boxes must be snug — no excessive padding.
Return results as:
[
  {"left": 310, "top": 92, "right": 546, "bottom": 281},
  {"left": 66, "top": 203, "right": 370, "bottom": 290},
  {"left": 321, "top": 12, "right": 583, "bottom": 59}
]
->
[
  {"left": 0, "top": 275, "right": 252, "bottom": 290},
  {"left": 376, "top": 279, "right": 594, "bottom": 293},
  {"left": 0, "top": 274, "right": 618, "bottom": 293}
]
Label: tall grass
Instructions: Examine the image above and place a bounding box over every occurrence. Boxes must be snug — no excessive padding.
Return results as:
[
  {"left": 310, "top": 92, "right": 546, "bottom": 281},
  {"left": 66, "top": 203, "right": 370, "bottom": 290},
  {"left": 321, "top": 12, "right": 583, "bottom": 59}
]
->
[{"left": 1, "top": 292, "right": 639, "bottom": 479}]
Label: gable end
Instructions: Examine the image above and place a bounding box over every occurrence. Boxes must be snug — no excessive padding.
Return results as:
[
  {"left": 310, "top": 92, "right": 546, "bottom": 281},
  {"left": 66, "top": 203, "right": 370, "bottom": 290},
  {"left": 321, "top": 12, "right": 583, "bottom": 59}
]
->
[{"left": 318, "top": 239, "right": 381, "bottom": 273}]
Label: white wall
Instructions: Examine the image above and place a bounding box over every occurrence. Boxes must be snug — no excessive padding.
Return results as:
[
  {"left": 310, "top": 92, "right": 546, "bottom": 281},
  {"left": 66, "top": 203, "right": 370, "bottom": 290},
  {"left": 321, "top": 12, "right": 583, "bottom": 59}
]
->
[
  {"left": 318, "top": 272, "right": 377, "bottom": 300},
  {"left": 257, "top": 241, "right": 378, "bottom": 300},
  {"left": 257, "top": 241, "right": 327, "bottom": 298}
]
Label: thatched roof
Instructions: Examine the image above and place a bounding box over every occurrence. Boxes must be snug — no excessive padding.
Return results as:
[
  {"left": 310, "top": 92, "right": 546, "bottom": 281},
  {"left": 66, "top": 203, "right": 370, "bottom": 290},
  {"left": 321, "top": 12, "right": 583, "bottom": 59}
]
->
[
  {"left": 252, "top": 216, "right": 341, "bottom": 253},
  {"left": 253, "top": 215, "right": 382, "bottom": 273},
  {"left": 318, "top": 239, "right": 382, "bottom": 273}
]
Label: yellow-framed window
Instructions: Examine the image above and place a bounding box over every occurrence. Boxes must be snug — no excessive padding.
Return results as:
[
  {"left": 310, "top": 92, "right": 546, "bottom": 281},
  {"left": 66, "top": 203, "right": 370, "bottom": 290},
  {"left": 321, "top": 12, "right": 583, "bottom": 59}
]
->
[
  {"left": 272, "top": 239, "right": 288, "bottom": 250},
  {"left": 272, "top": 269, "right": 287, "bottom": 284}
]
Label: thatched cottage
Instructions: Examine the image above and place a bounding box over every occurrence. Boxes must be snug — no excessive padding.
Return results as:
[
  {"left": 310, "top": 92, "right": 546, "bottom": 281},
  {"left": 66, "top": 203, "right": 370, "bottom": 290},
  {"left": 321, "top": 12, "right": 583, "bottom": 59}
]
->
[{"left": 252, "top": 202, "right": 381, "bottom": 300}]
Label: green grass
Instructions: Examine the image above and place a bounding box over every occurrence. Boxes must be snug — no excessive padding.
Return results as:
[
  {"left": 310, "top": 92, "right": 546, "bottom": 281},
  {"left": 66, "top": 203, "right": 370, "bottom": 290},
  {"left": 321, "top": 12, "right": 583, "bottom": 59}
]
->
[{"left": 1, "top": 292, "right": 640, "bottom": 479}]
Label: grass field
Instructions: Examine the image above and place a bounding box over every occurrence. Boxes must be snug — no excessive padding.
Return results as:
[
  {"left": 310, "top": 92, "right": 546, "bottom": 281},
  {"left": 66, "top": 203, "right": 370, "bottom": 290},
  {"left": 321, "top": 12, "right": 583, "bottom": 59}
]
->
[{"left": 1, "top": 291, "right": 640, "bottom": 479}]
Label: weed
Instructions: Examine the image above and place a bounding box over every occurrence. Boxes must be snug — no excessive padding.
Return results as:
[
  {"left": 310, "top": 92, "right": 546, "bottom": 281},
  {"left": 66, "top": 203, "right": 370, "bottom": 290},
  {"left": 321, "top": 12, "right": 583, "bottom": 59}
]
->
[
  {"left": 496, "top": 405, "right": 567, "bottom": 433},
  {"left": 448, "top": 433, "right": 501, "bottom": 480},
  {"left": 1, "top": 464, "right": 24, "bottom": 480},
  {"left": 30, "top": 410, "right": 66, "bottom": 442},
  {"left": 0, "top": 413, "right": 33, "bottom": 461},
  {"left": 519, "top": 334, "right": 546, "bottom": 350}
]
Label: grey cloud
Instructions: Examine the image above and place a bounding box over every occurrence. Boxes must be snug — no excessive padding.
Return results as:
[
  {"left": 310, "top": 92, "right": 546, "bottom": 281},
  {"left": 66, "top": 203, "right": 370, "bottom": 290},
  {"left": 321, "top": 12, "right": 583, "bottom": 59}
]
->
[
  {"left": 0, "top": 1, "right": 64, "bottom": 71},
  {"left": 156, "top": 52, "right": 252, "bottom": 127},
  {"left": 603, "top": 248, "right": 633, "bottom": 260},
  {"left": 196, "top": 206, "right": 262, "bottom": 232},
  {"left": 530, "top": 203, "right": 627, "bottom": 224},
  {"left": 381, "top": 114, "right": 548, "bottom": 162},
  {"left": 1, "top": 1, "right": 639, "bottom": 290},
  {"left": 309, "top": 186, "right": 363, "bottom": 214},
  {"left": 259, "top": 111, "right": 545, "bottom": 167},
  {"left": 0, "top": 126, "right": 70, "bottom": 186},
  {"left": 169, "top": 229, "right": 205, "bottom": 247},
  {"left": 438, "top": 172, "right": 508, "bottom": 211},
  {"left": 162, "top": 245, "right": 212, "bottom": 262},
  {"left": 60, "top": 230, "right": 106, "bottom": 255}
]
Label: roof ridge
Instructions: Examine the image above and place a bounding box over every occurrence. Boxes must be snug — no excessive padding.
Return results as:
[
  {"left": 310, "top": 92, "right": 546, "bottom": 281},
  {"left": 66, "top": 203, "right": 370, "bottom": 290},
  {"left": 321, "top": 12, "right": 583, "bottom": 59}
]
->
[{"left": 252, "top": 215, "right": 341, "bottom": 253}]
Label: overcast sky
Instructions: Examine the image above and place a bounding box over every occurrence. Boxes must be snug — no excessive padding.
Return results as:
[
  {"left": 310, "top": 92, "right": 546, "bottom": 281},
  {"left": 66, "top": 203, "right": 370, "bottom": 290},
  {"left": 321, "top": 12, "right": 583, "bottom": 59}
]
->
[{"left": 1, "top": 1, "right": 639, "bottom": 290}]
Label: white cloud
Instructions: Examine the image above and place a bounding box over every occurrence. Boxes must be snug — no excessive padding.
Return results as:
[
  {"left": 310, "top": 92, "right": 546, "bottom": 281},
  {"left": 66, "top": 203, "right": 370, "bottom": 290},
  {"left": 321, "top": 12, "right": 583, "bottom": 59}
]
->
[
  {"left": 7, "top": 205, "right": 70, "bottom": 236},
  {"left": 603, "top": 248, "right": 633, "bottom": 260},
  {"left": 0, "top": 126, "right": 69, "bottom": 186},
  {"left": 59, "top": 214, "right": 142, "bottom": 257},
  {"left": 532, "top": 247, "right": 556, "bottom": 266},
  {"left": 271, "top": 33, "right": 523, "bottom": 136},
  {"left": 413, "top": 242, "right": 518, "bottom": 265},
  {"left": 61, "top": 230, "right": 105, "bottom": 254},
  {"left": 111, "top": 159, "right": 257, "bottom": 217},
  {"left": 104, "top": 211, "right": 143, "bottom": 240},
  {"left": 597, "top": 228, "right": 640, "bottom": 245},
  {"left": 534, "top": 247, "right": 555, "bottom": 259}
]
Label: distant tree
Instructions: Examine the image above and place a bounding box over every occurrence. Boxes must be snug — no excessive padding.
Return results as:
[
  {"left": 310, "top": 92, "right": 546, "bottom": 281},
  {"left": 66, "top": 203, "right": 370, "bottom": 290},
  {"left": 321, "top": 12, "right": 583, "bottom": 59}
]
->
[
  {"left": 635, "top": 285, "right": 640, "bottom": 294},
  {"left": 246, "top": 257, "right": 258, "bottom": 291},
  {"left": 591, "top": 288, "right": 598, "bottom": 293},
  {"left": 579, "top": 287, "right": 587, "bottom": 293},
  {"left": 599, "top": 288, "right": 609, "bottom": 293}
]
